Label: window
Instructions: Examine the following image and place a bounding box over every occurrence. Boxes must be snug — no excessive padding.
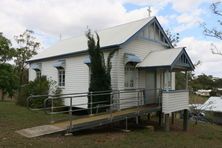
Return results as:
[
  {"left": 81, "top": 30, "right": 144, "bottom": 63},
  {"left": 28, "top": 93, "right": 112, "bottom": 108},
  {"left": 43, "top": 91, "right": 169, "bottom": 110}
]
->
[
  {"left": 124, "top": 64, "right": 137, "bottom": 88},
  {"left": 58, "top": 68, "right": 65, "bottom": 87},
  {"left": 164, "top": 71, "right": 172, "bottom": 90},
  {"left": 36, "top": 70, "right": 41, "bottom": 79}
]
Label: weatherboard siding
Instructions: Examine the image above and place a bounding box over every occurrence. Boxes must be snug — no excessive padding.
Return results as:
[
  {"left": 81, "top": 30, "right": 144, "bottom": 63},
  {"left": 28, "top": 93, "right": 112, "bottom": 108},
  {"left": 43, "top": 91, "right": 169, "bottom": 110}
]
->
[
  {"left": 29, "top": 68, "right": 36, "bottom": 81},
  {"left": 117, "top": 38, "right": 167, "bottom": 109},
  {"left": 28, "top": 51, "right": 119, "bottom": 108},
  {"left": 63, "top": 55, "right": 89, "bottom": 108},
  {"left": 162, "top": 91, "right": 189, "bottom": 114}
]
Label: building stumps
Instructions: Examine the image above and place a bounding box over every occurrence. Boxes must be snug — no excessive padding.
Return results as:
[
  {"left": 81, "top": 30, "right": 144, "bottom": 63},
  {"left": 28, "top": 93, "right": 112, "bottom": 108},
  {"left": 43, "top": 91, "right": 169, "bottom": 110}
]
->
[
  {"left": 158, "top": 111, "right": 163, "bottom": 127},
  {"left": 147, "top": 113, "right": 151, "bottom": 120},
  {"left": 171, "top": 112, "right": 175, "bottom": 125},
  {"left": 183, "top": 109, "right": 189, "bottom": 131},
  {"left": 164, "top": 114, "right": 170, "bottom": 132}
]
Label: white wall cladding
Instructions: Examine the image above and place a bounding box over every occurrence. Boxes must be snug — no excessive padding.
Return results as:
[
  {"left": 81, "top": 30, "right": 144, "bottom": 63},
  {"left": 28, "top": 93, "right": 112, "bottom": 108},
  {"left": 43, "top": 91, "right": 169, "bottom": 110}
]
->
[
  {"left": 118, "top": 37, "right": 167, "bottom": 109},
  {"left": 29, "top": 68, "right": 36, "bottom": 81},
  {"left": 119, "top": 38, "right": 166, "bottom": 90},
  {"left": 28, "top": 51, "right": 119, "bottom": 108},
  {"left": 162, "top": 90, "right": 189, "bottom": 114},
  {"left": 28, "top": 25, "right": 175, "bottom": 109},
  {"left": 64, "top": 55, "right": 89, "bottom": 108},
  {"left": 171, "top": 72, "right": 175, "bottom": 90}
]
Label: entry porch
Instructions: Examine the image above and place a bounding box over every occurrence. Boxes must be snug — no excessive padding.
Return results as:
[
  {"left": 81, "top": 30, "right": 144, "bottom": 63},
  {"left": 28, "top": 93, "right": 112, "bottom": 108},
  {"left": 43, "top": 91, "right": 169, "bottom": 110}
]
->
[{"left": 124, "top": 47, "right": 195, "bottom": 131}]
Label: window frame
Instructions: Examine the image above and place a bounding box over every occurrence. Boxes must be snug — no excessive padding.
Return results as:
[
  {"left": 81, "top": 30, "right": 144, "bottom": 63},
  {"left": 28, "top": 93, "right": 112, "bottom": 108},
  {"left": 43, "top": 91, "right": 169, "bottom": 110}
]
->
[
  {"left": 124, "top": 63, "right": 137, "bottom": 89},
  {"left": 58, "top": 68, "right": 65, "bottom": 87},
  {"left": 35, "top": 70, "right": 41, "bottom": 79}
]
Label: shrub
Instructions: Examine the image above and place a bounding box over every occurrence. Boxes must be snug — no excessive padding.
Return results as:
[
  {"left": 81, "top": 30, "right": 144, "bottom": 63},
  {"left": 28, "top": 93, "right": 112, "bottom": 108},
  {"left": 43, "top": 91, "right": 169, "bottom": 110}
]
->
[
  {"left": 16, "top": 76, "right": 62, "bottom": 109},
  {"left": 17, "top": 76, "right": 49, "bottom": 107}
]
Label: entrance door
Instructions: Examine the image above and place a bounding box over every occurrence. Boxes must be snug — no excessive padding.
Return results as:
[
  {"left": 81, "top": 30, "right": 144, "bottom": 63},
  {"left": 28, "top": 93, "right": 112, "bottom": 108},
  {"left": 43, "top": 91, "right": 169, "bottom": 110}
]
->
[{"left": 145, "top": 71, "right": 156, "bottom": 104}]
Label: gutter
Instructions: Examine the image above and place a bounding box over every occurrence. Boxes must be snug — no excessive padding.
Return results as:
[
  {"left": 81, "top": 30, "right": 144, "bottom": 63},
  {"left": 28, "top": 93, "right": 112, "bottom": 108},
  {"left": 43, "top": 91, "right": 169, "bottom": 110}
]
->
[{"left": 26, "top": 45, "right": 119, "bottom": 63}]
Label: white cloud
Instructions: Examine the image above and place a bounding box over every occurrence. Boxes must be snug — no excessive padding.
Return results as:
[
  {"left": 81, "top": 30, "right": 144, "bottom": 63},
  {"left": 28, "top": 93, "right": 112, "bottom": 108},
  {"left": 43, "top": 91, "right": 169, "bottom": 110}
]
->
[
  {"left": 0, "top": 0, "right": 155, "bottom": 47},
  {"left": 1, "top": 0, "right": 221, "bottom": 78},
  {"left": 173, "top": 9, "right": 204, "bottom": 32},
  {"left": 178, "top": 37, "right": 222, "bottom": 77},
  {"left": 0, "top": 0, "right": 211, "bottom": 40},
  {"left": 169, "top": 0, "right": 206, "bottom": 13}
]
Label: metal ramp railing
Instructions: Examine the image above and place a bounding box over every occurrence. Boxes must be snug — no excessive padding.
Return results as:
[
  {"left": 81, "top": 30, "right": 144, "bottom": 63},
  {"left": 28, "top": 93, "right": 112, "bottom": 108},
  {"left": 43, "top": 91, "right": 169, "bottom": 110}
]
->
[{"left": 26, "top": 88, "right": 161, "bottom": 134}]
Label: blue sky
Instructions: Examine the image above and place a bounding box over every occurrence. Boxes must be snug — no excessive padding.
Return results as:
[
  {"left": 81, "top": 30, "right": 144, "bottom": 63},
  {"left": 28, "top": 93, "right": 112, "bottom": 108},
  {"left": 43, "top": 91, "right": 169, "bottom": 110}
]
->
[
  {"left": 124, "top": 2, "right": 219, "bottom": 41},
  {"left": 123, "top": 1, "right": 222, "bottom": 77},
  {"left": 0, "top": 0, "right": 221, "bottom": 77}
]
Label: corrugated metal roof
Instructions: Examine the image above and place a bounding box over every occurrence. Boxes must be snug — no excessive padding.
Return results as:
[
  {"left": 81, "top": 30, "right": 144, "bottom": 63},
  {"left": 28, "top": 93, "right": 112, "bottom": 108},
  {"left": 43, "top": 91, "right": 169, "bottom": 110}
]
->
[
  {"left": 197, "top": 97, "right": 222, "bottom": 112},
  {"left": 29, "top": 17, "right": 155, "bottom": 61},
  {"left": 137, "top": 48, "right": 183, "bottom": 68}
]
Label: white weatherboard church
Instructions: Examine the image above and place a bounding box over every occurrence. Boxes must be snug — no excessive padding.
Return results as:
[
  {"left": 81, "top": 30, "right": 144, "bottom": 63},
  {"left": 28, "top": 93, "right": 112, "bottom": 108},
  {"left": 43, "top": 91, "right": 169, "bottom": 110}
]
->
[{"left": 28, "top": 16, "right": 194, "bottom": 112}]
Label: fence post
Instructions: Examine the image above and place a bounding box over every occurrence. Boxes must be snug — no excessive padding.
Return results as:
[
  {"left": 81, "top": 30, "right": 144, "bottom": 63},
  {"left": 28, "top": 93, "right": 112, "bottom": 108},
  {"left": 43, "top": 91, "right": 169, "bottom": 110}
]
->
[
  {"left": 90, "top": 91, "right": 93, "bottom": 115},
  {"left": 69, "top": 97, "right": 73, "bottom": 132},
  {"left": 110, "top": 91, "right": 113, "bottom": 120},
  {"left": 118, "top": 90, "right": 120, "bottom": 110},
  {"left": 143, "top": 89, "right": 145, "bottom": 105},
  {"left": 137, "top": 90, "right": 140, "bottom": 113},
  {"left": 159, "top": 89, "right": 162, "bottom": 107},
  {"left": 50, "top": 97, "right": 54, "bottom": 123},
  {"left": 136, "top": 90, "right": 140, "bottom": 125}
]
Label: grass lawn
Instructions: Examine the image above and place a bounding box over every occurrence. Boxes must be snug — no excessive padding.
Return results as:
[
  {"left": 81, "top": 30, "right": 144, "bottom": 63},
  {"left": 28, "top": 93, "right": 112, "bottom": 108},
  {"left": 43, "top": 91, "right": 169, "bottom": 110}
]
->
[
  {"left": 189, "top": 93, "right": 208, "bottom": 104},
  {"left": 0, "top": 102, "right": 222, "bottom": 148}
]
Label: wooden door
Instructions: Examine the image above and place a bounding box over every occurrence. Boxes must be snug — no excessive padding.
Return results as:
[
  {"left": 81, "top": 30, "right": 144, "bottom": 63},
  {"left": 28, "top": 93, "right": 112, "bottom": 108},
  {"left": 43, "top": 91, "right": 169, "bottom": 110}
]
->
[{"left": 145, "top": 71, "right": 156, "bottom": 104}]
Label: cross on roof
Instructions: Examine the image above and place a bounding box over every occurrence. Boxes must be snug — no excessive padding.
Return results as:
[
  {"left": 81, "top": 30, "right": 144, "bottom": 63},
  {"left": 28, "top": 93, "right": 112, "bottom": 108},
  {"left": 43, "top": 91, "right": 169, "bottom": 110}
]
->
[{"left": 147, "top": 6, "right": 151, "bottom": 17}]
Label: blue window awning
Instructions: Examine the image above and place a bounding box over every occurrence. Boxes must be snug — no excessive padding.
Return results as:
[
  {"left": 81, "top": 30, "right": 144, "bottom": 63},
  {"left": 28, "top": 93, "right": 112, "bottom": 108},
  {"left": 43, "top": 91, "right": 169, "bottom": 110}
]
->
[
  {"left": 30, "top": 63, "right": 41, "bottom": 71},
  {"left": 124, "top": 53, "right": 141, "bottom": 64},
  {"left": 83, "top": 56, "right": 91, "bottom": 64},
  {"left": 53, "top": 59, "right": 65, "bottom": 69}
]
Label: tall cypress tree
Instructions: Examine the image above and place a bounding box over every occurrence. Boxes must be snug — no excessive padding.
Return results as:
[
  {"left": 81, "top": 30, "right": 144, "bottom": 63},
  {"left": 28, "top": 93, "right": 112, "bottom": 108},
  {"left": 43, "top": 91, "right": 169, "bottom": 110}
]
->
[{"left": 86, "top": 29, "right": 116, "bottom": 113}]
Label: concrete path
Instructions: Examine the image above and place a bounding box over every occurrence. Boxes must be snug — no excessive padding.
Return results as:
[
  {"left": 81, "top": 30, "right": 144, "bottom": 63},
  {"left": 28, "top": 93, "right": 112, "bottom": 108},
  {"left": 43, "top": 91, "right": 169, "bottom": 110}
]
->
[{"left": 16, "top": 125, "right": 65, "bottom": 138}]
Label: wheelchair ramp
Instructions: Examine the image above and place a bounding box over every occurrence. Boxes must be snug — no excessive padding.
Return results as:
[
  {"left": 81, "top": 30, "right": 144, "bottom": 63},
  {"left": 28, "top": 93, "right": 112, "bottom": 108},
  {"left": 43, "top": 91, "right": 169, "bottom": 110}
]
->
[
  {"left": 16, "top": 104, "right": 160, "bottom": 138},
  {"left": 16, "top": 125, "right": 65, "bottom": 138}
]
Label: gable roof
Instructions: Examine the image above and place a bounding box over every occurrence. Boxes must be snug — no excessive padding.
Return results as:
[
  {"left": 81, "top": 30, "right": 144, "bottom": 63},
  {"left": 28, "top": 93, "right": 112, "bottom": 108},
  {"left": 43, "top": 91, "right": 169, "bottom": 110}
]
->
[
  {"left": 137, "top": 47, "right": 195, "bottom": 71},
  {"left": 28, "top": 16, "right": 172, "bottom": 62}
]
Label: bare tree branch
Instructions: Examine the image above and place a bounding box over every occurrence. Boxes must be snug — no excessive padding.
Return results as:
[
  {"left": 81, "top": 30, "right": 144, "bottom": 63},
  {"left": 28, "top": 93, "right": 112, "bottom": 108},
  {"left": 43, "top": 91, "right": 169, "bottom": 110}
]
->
[
  {"left": 211, "top": 2, "right": 222, "bottom": 16},
  {"left": 202, "top": 2, "right": 222, "bottom": 56},
  {"left": 210, "top": 43, "right": 222, "bottom": 55}
]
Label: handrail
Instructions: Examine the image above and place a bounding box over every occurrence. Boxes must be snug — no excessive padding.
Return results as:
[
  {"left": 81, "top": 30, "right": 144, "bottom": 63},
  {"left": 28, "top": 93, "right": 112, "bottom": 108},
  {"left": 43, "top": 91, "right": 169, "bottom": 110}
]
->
[
  {"left": 27, "top": 88, "right": 162, "bottom": 132},
  {"left": 162, "top": 89, "right": 189, "bottom": 93},
  {"left": 27, "top": 88, "right": 145, "bottom": 111}
]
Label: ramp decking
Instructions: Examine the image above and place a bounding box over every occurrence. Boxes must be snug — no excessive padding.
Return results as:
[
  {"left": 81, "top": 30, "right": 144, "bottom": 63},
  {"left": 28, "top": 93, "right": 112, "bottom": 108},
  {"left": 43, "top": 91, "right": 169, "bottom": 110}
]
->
[{"left": 16, "top": 104, "right": 160, "bottom": 138}]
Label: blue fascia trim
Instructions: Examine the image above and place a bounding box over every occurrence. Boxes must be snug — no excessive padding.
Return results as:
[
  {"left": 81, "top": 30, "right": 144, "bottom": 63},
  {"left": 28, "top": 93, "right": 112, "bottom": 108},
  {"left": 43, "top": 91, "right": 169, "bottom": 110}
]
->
[
  {"left": 120, "top": 17, "right": 173, "bottom": 48},
  {"left": 171, "top": 48, "right": 195, "bottom": 71}
]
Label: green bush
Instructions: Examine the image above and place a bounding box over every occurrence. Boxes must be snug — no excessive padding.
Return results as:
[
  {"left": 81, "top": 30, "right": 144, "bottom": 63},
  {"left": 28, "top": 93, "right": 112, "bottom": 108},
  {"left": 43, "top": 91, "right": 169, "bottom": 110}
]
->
[
  {"left": 47, "top": 87, "right": 64, "bottom": 112},
  {"left": 16, "top": 76, "right": 62, "bottom": 109},
  {"left": 16, "top": 76, "right": 49, "bottom": 107}
]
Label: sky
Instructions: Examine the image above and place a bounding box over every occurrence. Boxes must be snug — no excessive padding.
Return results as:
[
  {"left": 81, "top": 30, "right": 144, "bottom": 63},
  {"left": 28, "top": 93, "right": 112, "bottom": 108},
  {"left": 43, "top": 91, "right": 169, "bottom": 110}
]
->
[{"left": 0, "top": 0, "right": 222, "bottom": 77}]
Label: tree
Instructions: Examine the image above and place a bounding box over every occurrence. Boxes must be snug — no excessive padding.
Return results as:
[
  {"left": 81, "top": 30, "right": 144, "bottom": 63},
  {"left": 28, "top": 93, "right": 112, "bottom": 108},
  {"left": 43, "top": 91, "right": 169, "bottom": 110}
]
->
[
  {"left": 165, "top": 29, "right": 179, "bottom": 47},
  {"left": 0, "top": 63, "right": 19, "bottom": 101},
  {"left": 202, "top": 1, "right": 222, "bottom": 55},
  {"left": 86, "top": 29, "right": 116, "bottom": 113},
  {"left": 14, "top": 30, "right": 40, "bottom": 85},
  {"left": 190, "top": 74, "right": 215, "bottom": 91},
  {"left": 0, "top": 33, "right": 14, "bottom": 63}
]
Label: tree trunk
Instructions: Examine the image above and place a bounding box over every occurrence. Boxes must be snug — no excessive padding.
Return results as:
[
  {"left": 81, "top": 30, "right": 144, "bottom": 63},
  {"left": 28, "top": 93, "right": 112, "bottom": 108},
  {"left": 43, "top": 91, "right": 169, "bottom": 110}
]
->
[{"left": 1, "top": 91, "right": 5, "bottom": 101}]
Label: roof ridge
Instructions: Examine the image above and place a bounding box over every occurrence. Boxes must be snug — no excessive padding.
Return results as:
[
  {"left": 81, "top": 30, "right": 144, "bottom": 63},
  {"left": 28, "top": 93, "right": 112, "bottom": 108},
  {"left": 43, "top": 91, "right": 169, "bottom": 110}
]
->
[
  {"left": 55, "top": 16, "right": 155, "bottom": 43},
  {"left": 97, "top": 16, "right": 154, "bottom": 31}
]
